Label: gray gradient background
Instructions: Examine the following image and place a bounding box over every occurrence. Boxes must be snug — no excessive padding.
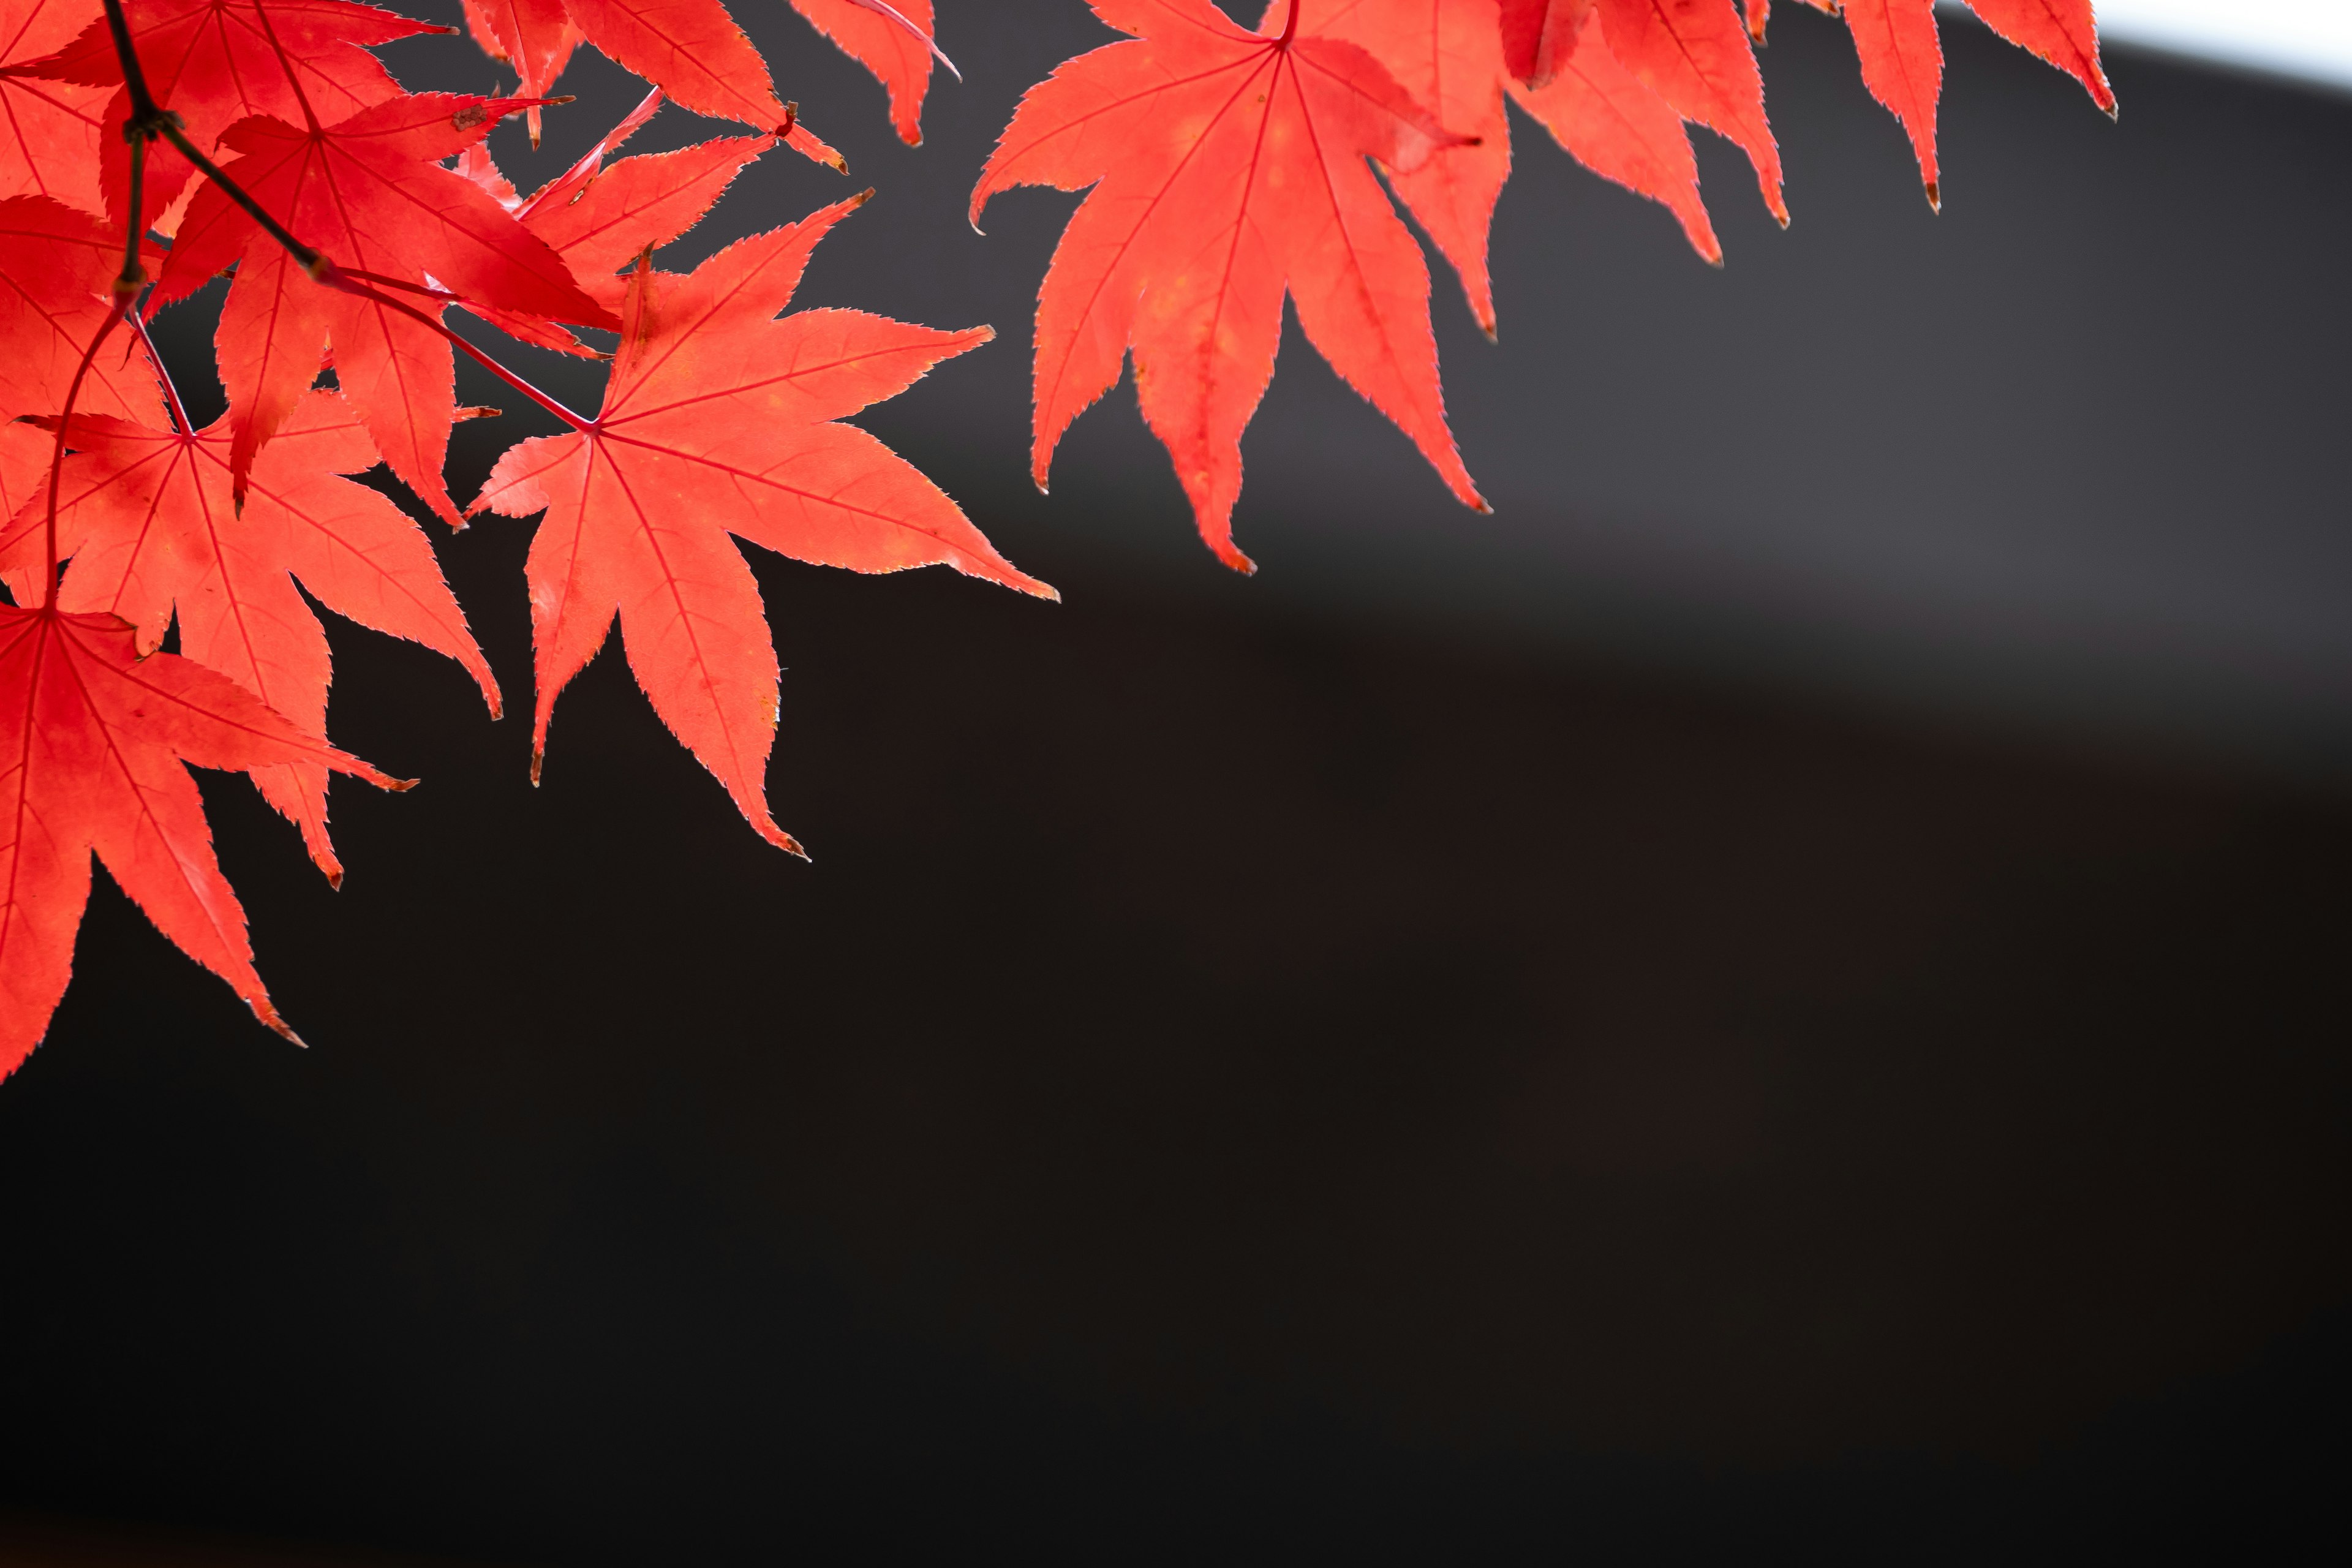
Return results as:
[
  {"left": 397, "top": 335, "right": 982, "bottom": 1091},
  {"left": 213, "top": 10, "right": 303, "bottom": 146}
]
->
[{"left": 1, "top": 5, "right": 2346, "bottom": 1562}]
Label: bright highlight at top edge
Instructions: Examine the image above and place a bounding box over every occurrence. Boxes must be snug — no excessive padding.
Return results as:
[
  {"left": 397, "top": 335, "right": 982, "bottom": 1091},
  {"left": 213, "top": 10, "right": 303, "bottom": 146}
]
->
[{"left": 1956, "top": 1, "right": 2352, "bottom": 93}]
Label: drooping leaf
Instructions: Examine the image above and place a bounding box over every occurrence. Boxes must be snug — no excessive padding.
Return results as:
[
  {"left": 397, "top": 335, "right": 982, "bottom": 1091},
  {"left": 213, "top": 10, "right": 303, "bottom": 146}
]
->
[
  {"left": 1512, "top": 2, "right": 1717, "bottom": 262},
  {"left": 1842, "top": 0, "right": 1943, "bottom": 207},
  {"left": 0, "top": 389, "right": 497, "bottom": 882},
  {"left": 1966, "top": 0, "right": 2111, "bottom": 115},
  {"left": 1496, "top": 0, "right": 1586, "bottom": 87},
  {"left": 1283, "top": 0, "right": 1515, "bottom": 336},
  {"left": 788, "top": 0, "right": 938, "bottom": 146},
  {"left": 1289, "top": 0, "right": 1714, "bottom": 341},
  {"left": 0, "top": 601, "right": 404, "bottom": 1077},
  {"left": 1594, "top": 0, "right": 1783, "bottom": 224},
  {"left": 472, "top": 193, "right": 1047, "bottom": 850},
  {"left": 973, "top": 0, "right": 1484, "bottom": 571},
  {"left": 155, "top": 92, "right": 614, "bottom": 521}
]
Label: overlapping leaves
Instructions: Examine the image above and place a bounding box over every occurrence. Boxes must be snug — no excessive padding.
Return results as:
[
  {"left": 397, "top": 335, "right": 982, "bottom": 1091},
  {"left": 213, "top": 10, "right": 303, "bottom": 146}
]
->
[
  {"left": 979, "top": 0, "right": 2111, "bottom": 560},
  {"left": 0, "top": 0, "right": 1000, "bottom": 1069},
  {"left": 0, "top": 0, "right": 2110, "bottom": 1074}
]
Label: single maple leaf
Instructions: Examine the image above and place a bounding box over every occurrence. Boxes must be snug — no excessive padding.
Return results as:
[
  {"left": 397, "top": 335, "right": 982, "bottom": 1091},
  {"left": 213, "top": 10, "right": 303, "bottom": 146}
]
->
[
  {"left": 0, "top": 0, "right": 108, "bottom": 215},
  {"left": 461, "top": 0, "right": 579, "bottom": 146},
  {"left": 29, "top": 0, "right": 430, "bottom": 233},
  {"left": 1496, "top": 0, "right": 1586, "bottom": 87},
  {"left": 0, "top": 388, "right": 499, "bottom": 884},
  {"left": 0, "top": 601, "right": 407, "bottom": 1078},
  {"left": 0, "top": 194, "right": 164, "bottom": 423},
  {"left": 472, "top": 193, "right": 1049, "bottom": 852},
  {"left": 1965, "top": 0, "right": 2111, "bottom": 116},
  {"left": 1594, "top": 0, "right": 1783, "bottom": 225},
  {"left": 1286, "top": 0, "right": 1714, "bottom": 341},
  {"left": 788, "top": 0, "right": 941, "bottom": 146},
  {"left": 973, "top": 0, "right": 1484, "bottom": 572},
  {"left": 154, "top": 92, "right": 616, "bottom": 523},
  {"left": 1841, "top": 0, "right": 1943, "bottom": 207}
]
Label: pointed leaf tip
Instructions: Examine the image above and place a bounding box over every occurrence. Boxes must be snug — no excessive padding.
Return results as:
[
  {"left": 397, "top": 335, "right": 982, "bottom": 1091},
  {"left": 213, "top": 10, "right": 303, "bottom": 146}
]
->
[{"left": 255, "top": 1004, "right": 306, "bottom": 1047}]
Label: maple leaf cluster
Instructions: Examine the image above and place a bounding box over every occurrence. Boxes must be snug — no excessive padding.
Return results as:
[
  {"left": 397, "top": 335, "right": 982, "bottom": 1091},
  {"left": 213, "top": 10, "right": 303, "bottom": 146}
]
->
[
  {"left": 977, "top": 0, "right": 2113, "bottom": 568},
  {"left": 0, "top": 0, "right": 2109, "bottom": 1079},
  {"left": 0, "top": 0, "right": 1036, "bottom": 1073}
]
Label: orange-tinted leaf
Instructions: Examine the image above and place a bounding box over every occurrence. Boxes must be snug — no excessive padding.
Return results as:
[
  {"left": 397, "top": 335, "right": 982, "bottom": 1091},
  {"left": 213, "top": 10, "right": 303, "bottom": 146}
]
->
[
  {"left": 472, "top": 194, "right": 1046, "bottom": 850},
  {"left": 0, "top": 195, "right": 162, "bottom": 423},
  {"left": 461, "top": 0, "right": 580, "bottom": 146},
  {"left": 789, "top": 0, "right": 938, "bottom": 146},
  {"left": 511, "top": 81, "right": 665, "bottom": 217},
  {"left": 1285, "top": 0, "right": 1713, "bottom": 331},
  {"left": 1286, "top": 0, "right": 1512, "bottom": 336},
  {"left": 1513, "top": 2, "right": 1717, "bottom": 261},
  {"left": 0, "top": 390, "right": 496, "bottom": 881},
  {"left": 32, "top": 0, "right": 425, "bottom": 232},
  {"left": 561, "top": 0, "right": 843, "bottom": 167},
  {"left": 1497, "top": 0, "right": 1588, "bottom": 88},
  {"left": 458, "top": 94, "right": 771, "bottom": 352},
  {"left": 1595, "top": 0, "right": 1784, "bottom": 225},
  {"left": 157, "top": 93, "right": 613, "bottom": 521},
  {"left": 0, "top": 0, "right": 108, "bottom": 214},
  {"left": 0, "top": 603, "right": 402, "bottom": 1077},
  {"left": 1843, "top": 0, "right": 1942, "bottom": 206},
  {"left": 1965, "top": 0, "right": 2111, "bottom": 115},
  {"left": 974, "top": 0, "right": 1483, "bottom": 571}
]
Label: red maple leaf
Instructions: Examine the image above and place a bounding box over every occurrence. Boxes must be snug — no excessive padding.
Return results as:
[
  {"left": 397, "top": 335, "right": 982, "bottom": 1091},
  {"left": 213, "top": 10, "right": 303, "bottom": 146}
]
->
[
  {"left": 472, "top": 193, "right": 1049, "bottom": 852},
  {"left": 28, "top": 0, "right": 429, "bottom": 233},
  {"left": 0, "top": 388, "right": 498, "bottom": 884},
  {"left": 461, "top": 0, "right": 579, "bottom": 146},
  {"left": 507, "top": 0, "right": 846, "bottom": 167},
  {"left": 1496, "top": 0, "right": 1586, "bottom": 86},
  {"left": 788, "top": 0, "right": 943, "bottom": 146},
  {"left": 0, "top": 601, "right": 404, "bottom": 1077},
  {"left": 454, "top": 87, "right": 774, "bottom": 355},
  {"left": 457, "top": 0, "right": 948, "bottom": 151},
  {"left": 973, "top": 0, "right": 1484, "bottom": 572},
  {"left": 1834, "top": 1, "right": 2112, "bottom": 208},
  {"left": 0, "top": 194, "right": 162, "bottom": 423},
  {"left": 1595, "top": 0, "right": 1783, "bottom": 225},
  {"left": 154, "top": 92, "right": 614, "bottom": 522},
  {"left": 0, "top": 0, "right": 110, "bottom": 216},
  {"left": 1289, "top": 0, "right": 1714, "bottom": 340},
  {"left": 1842, "top": 1, "right": 1944, "bottom": 206},
  {"left": 1966, "top": 0, "right": 2111, "bottom": 115}
]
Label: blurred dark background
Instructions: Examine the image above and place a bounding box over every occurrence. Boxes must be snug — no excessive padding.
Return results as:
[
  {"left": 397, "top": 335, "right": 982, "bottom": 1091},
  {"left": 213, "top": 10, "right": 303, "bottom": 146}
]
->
[{"left": 3, "top": 3, "right": 2349, "bottom": 1560}]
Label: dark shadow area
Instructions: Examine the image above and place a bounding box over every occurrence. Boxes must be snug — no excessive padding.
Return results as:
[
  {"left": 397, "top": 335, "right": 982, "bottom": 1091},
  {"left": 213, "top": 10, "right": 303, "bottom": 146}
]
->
[{"left": 1, "top": 4, "right": 2347, "bottom": 1562}]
